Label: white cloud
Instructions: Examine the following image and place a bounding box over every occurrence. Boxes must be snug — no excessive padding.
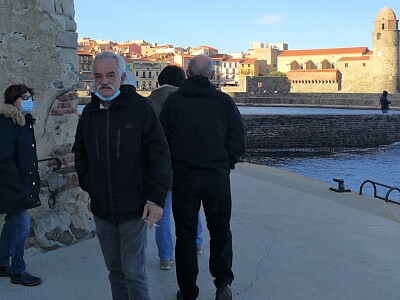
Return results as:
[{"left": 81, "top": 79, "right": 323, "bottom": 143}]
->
[{"left": 254, "top": 13, "right": 285, "bottom": 25}]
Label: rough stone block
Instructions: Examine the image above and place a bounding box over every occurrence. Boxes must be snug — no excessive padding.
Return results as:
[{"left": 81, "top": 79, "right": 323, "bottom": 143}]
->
[
  {"left": 38, "top": 0, "right": 55, "bottom": 14},
  {"left": 56, "top": 31, "right": 77, "bottom": 49},
  {"left": 61, "top": 0, "right": 75, "bottom": 18}
]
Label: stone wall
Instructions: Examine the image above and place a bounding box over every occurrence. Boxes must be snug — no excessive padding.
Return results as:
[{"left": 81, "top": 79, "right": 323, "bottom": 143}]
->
[
  {"left": 221, "top": 76, "right": 290, "bottom": 94},
  {"left": 244, "top": 114, "right": 400, "bottom": 150},
  {"left": 231, "top": 92, "right": 400, "bottom": 109},
  {"left": 0, "top": 1, "right": 94, "bottom": 253}
]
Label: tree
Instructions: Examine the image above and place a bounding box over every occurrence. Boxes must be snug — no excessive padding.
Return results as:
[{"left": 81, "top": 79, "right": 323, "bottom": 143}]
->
[{"left": 269, "top": 71, "right": 286, "bottom": 77}]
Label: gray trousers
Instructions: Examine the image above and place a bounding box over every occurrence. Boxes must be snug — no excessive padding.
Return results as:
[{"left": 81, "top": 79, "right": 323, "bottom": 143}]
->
[{"left": 94, "top": 216, "right": 149, "bottom": 300}]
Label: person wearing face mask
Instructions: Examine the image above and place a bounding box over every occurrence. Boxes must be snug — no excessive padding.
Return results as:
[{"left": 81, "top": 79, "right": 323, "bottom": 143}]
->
[
  {"left": 73, "top": 51, "right": 171, "bottom": 300},
  {"left": 0, "top": 84, "right": 42, "bottom": 286}
]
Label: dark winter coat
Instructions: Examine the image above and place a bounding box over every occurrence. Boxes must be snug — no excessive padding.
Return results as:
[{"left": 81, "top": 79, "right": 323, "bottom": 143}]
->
[
  {"left": 73, "top": 90, "right": 171, "bottom": 223},
  {"left": 159, "top": 75, "right": 247, "bottom": 172},
  {"left": 0, "top": 103, "right": 41, "bottom": 214},
  {"left": 380, "top": 95, "right": 391, "bottom": 110}
]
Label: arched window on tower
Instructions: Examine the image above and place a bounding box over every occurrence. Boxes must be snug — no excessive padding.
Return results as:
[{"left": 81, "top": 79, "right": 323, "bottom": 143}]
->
[
  {"left": 381, "top": 23, "right": 385, "bottom": 30},
  {"left": 377, "top": 33, "right": 381, "bottom": 40}
]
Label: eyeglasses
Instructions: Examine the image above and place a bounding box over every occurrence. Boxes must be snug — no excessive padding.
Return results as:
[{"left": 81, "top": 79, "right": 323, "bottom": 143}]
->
[{"left": 20, "top": 95, "right": 34, "bottom": 101}]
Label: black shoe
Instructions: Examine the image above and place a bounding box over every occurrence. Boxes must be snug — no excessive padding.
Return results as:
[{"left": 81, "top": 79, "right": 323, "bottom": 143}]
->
[
  {"left": 10, "top": 272, "right": 42, "bottom": 286},
  {"left": 0, "top": 266, "right": 12, "bottom": 277},
  {"left": 177, "top": 289, "right": 183, "bottom": 300},
  {"left": 216, "top": 285, "right": 232, "bottom": 300}
]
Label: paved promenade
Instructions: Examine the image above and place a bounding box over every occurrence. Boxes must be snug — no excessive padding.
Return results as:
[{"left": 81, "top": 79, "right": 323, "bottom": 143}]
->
[{"left": 1, "top": 163, "right": 400, "bottom": 300}]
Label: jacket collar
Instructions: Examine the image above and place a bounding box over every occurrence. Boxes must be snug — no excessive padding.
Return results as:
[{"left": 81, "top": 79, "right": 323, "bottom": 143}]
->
[
  {"left": 88, "top": 91, "right": 129, "bottom": 111},
  {"left": 0, "top": 103, "right": 26, "bottom": 126}
]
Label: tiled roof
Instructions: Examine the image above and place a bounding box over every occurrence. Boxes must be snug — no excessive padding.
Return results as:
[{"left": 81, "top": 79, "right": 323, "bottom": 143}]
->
[
  {"left": 337, "top": 56, "right": 371, "bottom": 62},
  {"left": 222, "top": 58, "right": 242, "bottom": 62},
  {"left": 279, "top": 47, "right": 369, "bottom": 57},
  {"left": 78, "top": 50, "right": 92, "bottom": 55},
  {"left": 240, "top": 58, "right": 257, "bottom": 64},
  {"left": 288, "top": 69, "right": 337, "bottom": 73}
]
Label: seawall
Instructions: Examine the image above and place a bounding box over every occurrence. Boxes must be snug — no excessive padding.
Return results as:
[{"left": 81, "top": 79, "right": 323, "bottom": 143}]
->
[{"left": 244, "top": 114, "right": 400, "bottom": 150}]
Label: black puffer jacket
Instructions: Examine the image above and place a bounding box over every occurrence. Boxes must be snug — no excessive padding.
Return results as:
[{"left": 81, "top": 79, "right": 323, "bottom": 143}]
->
[
  {"left": 0, "top": 103, "right": 41, "bottom": 214},
  {"left": 73, "top": 91, "right": 171, "bottom": 223},
  {"left": 160, "top": 75, "right": 247, "bottom": 172}
]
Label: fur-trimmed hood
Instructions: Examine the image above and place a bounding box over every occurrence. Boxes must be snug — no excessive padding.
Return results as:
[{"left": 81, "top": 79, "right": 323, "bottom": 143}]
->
[{"left": 0, "top": 103, "right": 25, "bottom": 126}]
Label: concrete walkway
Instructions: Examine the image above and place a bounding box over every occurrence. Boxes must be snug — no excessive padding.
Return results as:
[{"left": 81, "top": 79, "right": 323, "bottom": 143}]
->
[{"left": 1, "top": 163, "right": 400, "bottom": 300}]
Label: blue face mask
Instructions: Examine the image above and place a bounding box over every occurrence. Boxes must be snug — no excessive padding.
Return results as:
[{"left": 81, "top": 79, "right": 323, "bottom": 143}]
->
[
  {"left": 19, "top": 98, "right": 34, "bottom": 114},
  {"left": 95, "top": 89, "right": 121, "bottom": 102}
]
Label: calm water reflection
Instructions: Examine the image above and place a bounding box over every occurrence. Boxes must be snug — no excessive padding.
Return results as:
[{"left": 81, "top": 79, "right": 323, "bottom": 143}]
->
[{"left": 251, "top": 142, "right": 400, "bottom": 202}]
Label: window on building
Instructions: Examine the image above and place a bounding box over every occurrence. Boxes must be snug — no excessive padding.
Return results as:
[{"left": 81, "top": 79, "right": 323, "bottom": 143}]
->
[
  {"left": 363, "top": 63, "right": 366, "bottom": 67},
  {"left": 377, "top": 33, "right": 381, "bottom": 40},
  {"left": 149, "top": 71, "right": 152, "bottom": 78},
  {"left": 143, "top": 71, "right": 146, "bottom": 78},
  {"left": 135, "top": 71, "right": 139, "bottom": 76},
  {"left": 248, "top": 64, "right": 251, "bottom": 68},
  {"left": 345, "top": 63, "right": 348, "bottom": 67},
  {"left": 381, "top": 23, "right": 385, "bottom": 30}
]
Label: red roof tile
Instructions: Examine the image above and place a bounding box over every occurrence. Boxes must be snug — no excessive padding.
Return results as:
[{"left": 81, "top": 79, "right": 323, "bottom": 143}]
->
[
  {"left": 279, "top": 47, "right": 370, "bottom": 57},
  {"left": 337, "top": 56, "right": 371, "bottom": 62}
]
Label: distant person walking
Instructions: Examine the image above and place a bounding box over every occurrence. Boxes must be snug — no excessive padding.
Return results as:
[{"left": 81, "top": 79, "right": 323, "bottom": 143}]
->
[
  {"left": 380, "top": 90, "right": 391, "bottom": 113},
  {"left": 147, "top": 65, "right": 204, "bottom": 271},
  {"left": 160, "top": 55, "right": 247, "bottom": 300},
  {"left": 0, "top": 84, "right": 42, "bottom": 286},
  {"left": 73, "top": 51, "right": 171, "bottom": 300}
]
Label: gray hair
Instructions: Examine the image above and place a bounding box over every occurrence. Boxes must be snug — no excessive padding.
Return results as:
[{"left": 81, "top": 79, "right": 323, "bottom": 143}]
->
[
  {"left": 92, "top": 51, "right": 126, "bottom": 76},
  {"left": 188, "top": 55, "right": 214, "bottom": 77}
]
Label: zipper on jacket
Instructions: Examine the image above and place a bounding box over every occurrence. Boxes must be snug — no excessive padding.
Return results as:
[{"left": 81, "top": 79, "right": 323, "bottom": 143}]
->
[
  {"left": 95, "top": 131, "right": 100, "bottom": 158},
  {"left": 116, "top": 129, "right": 121, "bottom": 158},
  {"left": 106, "top": 110, "right": 116, "bottom": 223}
]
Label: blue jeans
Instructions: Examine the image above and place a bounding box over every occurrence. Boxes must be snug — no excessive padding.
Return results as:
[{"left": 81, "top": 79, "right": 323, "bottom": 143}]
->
[
  {"left": 94, "top": 216, "right": 150, "bottom": 300},
  {"left": 155, "top": 191, "right": 203, "bottom": 261},
  {"left": 0, "top": 210, "right": 30, "bottom": 274}
]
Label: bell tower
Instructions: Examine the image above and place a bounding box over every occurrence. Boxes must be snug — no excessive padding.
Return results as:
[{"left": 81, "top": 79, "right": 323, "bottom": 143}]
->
[{"left": 372, "top": 6, "right": 399, "bottom": 93}]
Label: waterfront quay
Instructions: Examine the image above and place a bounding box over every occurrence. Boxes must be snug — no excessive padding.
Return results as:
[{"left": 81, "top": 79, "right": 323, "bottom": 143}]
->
[{"left": 1, "top": 163, "right": 399, "bottom": 300}]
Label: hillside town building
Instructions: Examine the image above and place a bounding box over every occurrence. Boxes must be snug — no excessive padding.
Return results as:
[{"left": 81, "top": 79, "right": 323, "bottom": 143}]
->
[{"left": 278, "top": 6, "right": 399, "bottom": 93}]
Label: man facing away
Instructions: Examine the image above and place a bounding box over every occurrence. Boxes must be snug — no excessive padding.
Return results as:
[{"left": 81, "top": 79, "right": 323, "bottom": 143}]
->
[
  {"left": 147, "top": 65, "right": 204, "bottom": 271},
  {"left": 160, "top": 55, "right": 247, "bottom": 300},
  {"left": 73, "top": 51, "right": 171, "bottom": 300}
]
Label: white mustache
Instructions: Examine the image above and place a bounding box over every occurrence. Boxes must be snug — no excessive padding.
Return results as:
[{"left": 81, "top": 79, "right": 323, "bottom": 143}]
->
[{"left": 96, "top": 84, "right": 115, "bottom": 91}]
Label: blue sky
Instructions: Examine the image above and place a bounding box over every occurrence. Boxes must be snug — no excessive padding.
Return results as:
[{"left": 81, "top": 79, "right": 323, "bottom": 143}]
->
[{"left": 74, "top": 1, "right": 400, "bottom": 54}]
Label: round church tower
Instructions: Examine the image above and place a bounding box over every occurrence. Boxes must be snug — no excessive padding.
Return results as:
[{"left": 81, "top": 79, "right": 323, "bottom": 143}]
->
[{"left": 372, "top": 6, "right": 399, "bottom": 93}]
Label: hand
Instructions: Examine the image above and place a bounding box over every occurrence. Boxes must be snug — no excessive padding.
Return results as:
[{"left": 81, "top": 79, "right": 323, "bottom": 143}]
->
[{"left": 142, "top": 202, "right": 163, "bottom": 229}]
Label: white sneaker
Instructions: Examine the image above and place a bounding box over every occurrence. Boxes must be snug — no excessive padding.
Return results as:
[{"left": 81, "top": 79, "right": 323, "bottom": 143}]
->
[{"left": 160, "top": 259, "right": 173, "bottom": 270}]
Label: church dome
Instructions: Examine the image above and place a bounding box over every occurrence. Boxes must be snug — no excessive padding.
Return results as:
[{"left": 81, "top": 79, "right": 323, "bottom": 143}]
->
[{"left": 375, "top": 6, "right": 397, "bottom": 21}]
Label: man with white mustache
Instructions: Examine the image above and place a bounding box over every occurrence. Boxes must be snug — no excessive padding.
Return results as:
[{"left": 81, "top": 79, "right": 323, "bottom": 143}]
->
[{"left": 73, "top": 51, "right": 171, "bottom": 300}]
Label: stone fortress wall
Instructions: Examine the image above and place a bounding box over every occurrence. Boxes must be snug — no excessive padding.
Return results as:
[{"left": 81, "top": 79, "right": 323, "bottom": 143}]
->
[
  {"left": 244, "top": 114, "right": 400, "bottom": 150},
  {"left": 0, "top": 1, "right": 94, "bottom": 252}
]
